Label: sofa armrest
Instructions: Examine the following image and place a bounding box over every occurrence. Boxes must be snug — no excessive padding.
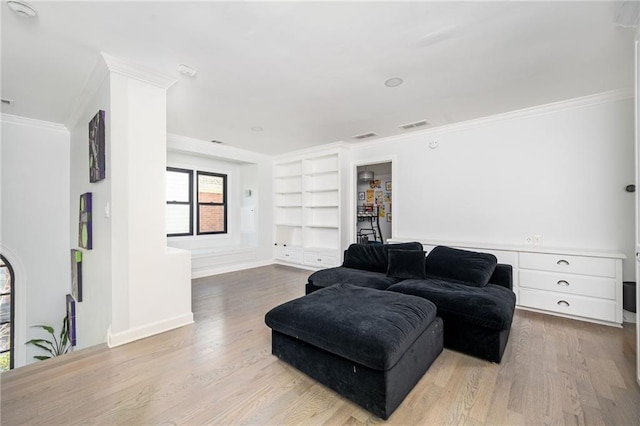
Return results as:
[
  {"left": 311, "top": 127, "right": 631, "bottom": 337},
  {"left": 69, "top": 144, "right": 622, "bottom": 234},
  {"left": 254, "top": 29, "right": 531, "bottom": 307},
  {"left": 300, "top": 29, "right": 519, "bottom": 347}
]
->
[
  {"left": 489, "top": 264, "right": 513, "bottom": 290},
  {"left": 341, "top": 249, "right": 348, "bottom": 266}
]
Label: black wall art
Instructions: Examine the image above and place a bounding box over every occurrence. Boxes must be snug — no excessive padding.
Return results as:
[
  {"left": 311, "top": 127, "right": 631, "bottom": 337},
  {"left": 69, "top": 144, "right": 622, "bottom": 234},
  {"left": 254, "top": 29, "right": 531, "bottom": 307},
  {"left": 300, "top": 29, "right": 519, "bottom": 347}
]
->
[
  {"left": 78, "top": 192, "right": 92, "bottom": 250},
  {"left": 70, "top": 249, "right": 82, "bottom": 302},
  {"left": 89, "top": 110, "right": 106, "bottom": 182}
]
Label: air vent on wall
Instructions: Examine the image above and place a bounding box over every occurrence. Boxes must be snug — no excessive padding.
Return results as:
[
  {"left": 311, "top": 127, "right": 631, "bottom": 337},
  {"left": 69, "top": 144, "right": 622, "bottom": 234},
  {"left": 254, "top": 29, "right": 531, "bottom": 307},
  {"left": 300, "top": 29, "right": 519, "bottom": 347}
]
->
[
  {"left": 352, "top": 131, "right": 378, "bottom": 140},
  {"left": 399, "top": 119, "right": 429, "bottom": 130},
  {"left": 1, "top": 98, "right": 14, "bottom": 105}
]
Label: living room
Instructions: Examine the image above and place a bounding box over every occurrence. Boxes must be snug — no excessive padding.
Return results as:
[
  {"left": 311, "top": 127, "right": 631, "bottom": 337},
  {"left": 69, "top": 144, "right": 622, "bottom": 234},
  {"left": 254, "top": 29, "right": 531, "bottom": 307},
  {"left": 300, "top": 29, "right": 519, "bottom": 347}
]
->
[{"left": 1, "top": 1, "right": 639, "bottom": 423}]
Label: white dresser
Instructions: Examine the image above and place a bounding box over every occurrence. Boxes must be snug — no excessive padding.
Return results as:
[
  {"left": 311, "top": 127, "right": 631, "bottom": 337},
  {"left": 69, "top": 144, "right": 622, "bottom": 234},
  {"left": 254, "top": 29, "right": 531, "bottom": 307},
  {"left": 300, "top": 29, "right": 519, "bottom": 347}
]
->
[
  {"left": 518, "top": 251, "right": 622, "bottom": 325},
  {"left": 388, "top": 238, "right": 626, "bottom": 327}
]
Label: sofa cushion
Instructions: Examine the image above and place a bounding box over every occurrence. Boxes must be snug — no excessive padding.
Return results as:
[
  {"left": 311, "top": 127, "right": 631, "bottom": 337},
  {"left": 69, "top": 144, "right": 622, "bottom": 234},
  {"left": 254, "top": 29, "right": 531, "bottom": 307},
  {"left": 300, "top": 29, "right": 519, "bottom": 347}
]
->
[
  {"left": 343, "top": 242, "right": 423, "bottom": 273},
  {"left": 387, "top": 249, "right": 426, "bottom": 280},
  {"left": 387, "top": 278, "right": 516, "bottom": 331},
  {"left": 265, "top": 283, "right": 438, "bottom": 371},
  {"left": 425, "top": 246, "right": 497, "bottom": 287},
  {"left": 308, "top": 266, "right": 402, "bottom": 290}
]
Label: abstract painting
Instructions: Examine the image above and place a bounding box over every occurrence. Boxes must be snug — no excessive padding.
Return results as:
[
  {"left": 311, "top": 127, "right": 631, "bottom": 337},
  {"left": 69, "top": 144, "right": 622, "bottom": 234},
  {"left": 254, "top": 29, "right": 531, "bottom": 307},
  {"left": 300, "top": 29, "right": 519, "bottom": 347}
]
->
[
  {"left": 66, "top": 294, "right": 76, "bottom": 347},
  {"left": 70, "top": 249, "right": 82, "bottom": 302},
  {"left": 89, "top": 110, "right": 106, "bottom": 182},
  {"left": 78, "top": 192, "right": 92, "bottom": 250}
]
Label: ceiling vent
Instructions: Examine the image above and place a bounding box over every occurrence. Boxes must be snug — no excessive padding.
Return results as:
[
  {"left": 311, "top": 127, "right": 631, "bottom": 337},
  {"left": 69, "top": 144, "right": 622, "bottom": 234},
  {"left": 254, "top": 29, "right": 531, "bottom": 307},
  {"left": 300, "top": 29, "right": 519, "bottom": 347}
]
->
[
  {"left": 352, "top": 132, "right": 378, "bottom": 140},
  {"left": 1, "top": 98, "right": 14, "bottom": 105},
  {"left": 399, "top": 119, "right": 429, "bottom": 130}
]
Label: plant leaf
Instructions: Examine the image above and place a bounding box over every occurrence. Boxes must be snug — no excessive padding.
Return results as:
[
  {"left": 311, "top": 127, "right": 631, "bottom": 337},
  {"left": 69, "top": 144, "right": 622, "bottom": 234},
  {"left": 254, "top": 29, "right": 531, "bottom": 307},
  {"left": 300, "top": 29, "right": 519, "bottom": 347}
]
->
[
  {"left": 26, "top": 338, "right": 52, "bottom": 345},
  {"left": 30, "top": 342, "right": 56, "bottom": 356},
  {"left": 31, "top": 325, "right": 55, "bottom": 335},
  {"left": 33, "top": 355, "right": 51, "bottom": 361}
]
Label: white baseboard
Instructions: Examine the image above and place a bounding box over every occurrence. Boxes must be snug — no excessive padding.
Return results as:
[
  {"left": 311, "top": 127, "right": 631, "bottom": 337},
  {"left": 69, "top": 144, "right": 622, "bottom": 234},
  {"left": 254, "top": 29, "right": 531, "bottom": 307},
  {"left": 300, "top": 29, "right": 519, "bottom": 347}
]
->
[
  {"left": 107, "top": 312, "right": 194, "bottom": 348},
  {"left": 191, "top": 259, "right": 275, "bottom": 279}
]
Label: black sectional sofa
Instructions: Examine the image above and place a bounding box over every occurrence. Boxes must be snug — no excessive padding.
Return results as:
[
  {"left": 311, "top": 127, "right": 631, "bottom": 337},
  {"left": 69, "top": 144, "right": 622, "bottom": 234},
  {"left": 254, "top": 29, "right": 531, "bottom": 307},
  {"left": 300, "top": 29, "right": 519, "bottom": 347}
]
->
[{"left": 306, "top": 242, "right": 517, "bottom": 363}]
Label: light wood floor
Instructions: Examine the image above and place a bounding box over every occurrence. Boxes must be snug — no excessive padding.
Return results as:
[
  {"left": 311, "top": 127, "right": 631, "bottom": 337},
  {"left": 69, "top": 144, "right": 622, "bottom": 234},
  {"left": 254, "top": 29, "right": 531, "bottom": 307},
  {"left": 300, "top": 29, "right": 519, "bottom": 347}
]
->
[{"left": 1, "top": 265, "right": 639, "bottom": 425}]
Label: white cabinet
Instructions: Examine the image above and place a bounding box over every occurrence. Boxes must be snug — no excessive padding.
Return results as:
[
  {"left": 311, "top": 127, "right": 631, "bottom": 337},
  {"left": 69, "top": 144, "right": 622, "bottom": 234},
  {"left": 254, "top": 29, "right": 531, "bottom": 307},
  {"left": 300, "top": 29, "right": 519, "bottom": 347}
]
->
[
  {"left": 303, "top": 250, "right": 338, "bottom": 268},
  {"left": 275, "top": 245, "right": 302, "bottom": 263},
  {"left": 389, "top": 238, "right": 625, "bottom": 327},
  {"left": 518, "top": 251, "right": 622, "bottom": 325},
  {"left": 274, "top": 152, "right": 341, "bottom": 268}
]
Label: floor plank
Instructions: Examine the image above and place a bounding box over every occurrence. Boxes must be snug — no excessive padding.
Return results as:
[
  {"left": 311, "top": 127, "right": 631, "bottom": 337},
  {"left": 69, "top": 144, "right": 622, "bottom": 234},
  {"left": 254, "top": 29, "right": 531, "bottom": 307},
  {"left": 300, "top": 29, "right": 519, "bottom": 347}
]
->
[{"left": 1, "top": 265, "right": 639, "bottom": 425}]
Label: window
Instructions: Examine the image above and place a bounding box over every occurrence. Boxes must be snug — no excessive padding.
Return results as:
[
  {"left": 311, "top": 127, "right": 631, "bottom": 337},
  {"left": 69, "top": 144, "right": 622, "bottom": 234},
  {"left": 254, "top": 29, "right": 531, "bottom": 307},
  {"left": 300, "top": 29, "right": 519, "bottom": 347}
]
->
[
  {"left": 0, "top": 255, "right": 15, "bottom": 372},
  {"left": 197, "top": 171, "right": 227, "bottom": 234},
  {"left": 165, "top": 168, "right": 228, "bottom": 237},
  {"left": 166, "top": 167, "right": 193, "bottom": 236}
]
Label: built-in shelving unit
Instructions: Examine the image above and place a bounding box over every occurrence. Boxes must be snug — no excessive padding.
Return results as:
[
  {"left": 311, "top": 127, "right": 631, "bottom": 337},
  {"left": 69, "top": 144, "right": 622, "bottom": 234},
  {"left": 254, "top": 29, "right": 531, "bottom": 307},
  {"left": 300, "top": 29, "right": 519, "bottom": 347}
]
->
[{"left": 274, "top": 152, "right": 340, "bottom": 268}]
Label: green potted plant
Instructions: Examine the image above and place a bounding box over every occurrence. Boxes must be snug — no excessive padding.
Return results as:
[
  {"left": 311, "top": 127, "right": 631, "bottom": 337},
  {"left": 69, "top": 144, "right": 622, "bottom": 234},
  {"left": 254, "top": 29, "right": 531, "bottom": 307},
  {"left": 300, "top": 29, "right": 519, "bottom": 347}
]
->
[{"left": 26, "top": 315, "right": 71, "bottom": 360}]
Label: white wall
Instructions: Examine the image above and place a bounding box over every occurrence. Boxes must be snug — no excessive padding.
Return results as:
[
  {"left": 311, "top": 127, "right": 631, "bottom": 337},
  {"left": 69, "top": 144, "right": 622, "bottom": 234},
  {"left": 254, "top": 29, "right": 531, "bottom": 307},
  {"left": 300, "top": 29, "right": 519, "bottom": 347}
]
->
[
  {"left": 68, "top": 74, "right": 112, "bottom": 350},
  {"left": 348, "top": 93, "right": 635, "bottom": 280},
  {"left": 0, "top": 115, "right": 70, "bottom": 367}
]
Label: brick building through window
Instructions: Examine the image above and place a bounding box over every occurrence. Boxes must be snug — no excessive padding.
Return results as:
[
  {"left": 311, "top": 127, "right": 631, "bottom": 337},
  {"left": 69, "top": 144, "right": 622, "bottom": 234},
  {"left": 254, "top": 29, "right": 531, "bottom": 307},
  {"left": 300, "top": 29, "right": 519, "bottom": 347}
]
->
[{"left": 197, "top": 172, "right": 227, "bottom": 234}]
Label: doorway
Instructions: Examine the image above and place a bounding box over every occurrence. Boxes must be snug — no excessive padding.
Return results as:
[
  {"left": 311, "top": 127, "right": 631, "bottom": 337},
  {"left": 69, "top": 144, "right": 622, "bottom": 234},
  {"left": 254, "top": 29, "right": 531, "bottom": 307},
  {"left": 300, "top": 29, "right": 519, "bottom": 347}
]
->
[{"left": 355, "top": 162, "right": 392, "bottom": 244}]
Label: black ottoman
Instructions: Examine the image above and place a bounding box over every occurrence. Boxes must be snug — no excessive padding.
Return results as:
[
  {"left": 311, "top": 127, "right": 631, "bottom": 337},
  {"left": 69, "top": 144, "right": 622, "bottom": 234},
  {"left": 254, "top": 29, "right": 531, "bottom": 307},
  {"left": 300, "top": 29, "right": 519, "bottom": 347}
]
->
[{"left": 264, "top": 283, "right": 443, "bottom": 419}]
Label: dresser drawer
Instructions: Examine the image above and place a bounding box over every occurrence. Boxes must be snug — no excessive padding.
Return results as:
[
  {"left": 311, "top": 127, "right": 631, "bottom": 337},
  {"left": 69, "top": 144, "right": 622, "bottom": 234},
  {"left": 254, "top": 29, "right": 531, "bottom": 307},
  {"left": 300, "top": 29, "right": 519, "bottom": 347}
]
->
[
  {"left": 304, "top": 251, "right": 338, "bottom": 268},
  {"left": 276, "top": 246, "right": 302, "bottom": 263},
  {"left": 519, "top": 289, "right": 617, "bottom": 323},
  {"left": 519, "top": 270, "right": 616, "bottom": 300},
  {"left": 519, "top": 252, "right": 616, "bottom": 278}
]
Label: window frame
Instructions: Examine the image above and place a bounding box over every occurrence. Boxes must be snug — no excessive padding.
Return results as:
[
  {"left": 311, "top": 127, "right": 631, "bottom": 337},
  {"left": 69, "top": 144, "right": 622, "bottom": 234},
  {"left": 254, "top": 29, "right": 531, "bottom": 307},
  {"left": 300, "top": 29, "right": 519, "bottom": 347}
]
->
[
  {"left": 196, "top": 171, "right": 228, "bottom": 235},
  {"left": 166, "top": 167, "right": 194, "bottom": 237},
  {"left": 0, "top": 254, "right": 15, "bottom": 371}
]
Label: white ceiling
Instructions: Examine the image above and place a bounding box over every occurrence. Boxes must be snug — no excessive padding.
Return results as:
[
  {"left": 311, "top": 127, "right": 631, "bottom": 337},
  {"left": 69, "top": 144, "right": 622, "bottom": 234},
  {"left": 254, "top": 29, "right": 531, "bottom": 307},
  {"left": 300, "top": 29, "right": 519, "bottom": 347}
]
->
[{"left": 1, "top": 1, "right": 636, "bottom": 155}]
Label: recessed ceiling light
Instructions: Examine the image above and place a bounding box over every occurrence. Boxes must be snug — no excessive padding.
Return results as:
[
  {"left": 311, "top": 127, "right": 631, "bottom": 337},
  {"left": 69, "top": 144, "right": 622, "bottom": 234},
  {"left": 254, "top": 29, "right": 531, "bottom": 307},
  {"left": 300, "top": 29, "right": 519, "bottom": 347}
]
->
[
  {"left": 251, "top": 126, "right": 263, "bottom": 132},
  {"left": 178, "top": 64, "right": 197, "bottom": 77},
  {"left": 384, "top": 77, "right": 404, "bottom": 88},
  {"left": 7, "top": 1, "right": 37, "bottom": 18}
]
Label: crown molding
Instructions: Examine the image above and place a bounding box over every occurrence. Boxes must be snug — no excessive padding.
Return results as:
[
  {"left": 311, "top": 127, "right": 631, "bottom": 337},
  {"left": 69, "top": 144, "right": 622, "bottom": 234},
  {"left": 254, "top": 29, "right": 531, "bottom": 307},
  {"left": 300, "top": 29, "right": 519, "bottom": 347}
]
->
[
  {"left": 349, "top": 88, "right": 634, "bottom": 150},
  {"left": 0, "top": 113, "right": 68, "bottom": 133},
  {"left": 64, "top": 54, "right": 109, "bottom": 130},
  {"left": 101, "top": 53, "right": 176, "bottom": 90},
  {"left": 65, "top": 53, "right": 177, "bottom": 129}
]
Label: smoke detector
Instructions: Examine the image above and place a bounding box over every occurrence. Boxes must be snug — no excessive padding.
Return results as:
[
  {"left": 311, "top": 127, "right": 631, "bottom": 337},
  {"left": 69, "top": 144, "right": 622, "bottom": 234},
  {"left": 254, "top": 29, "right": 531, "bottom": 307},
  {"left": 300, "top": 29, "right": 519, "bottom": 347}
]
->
[{"left": 7, "top": 1, "right": 37, "bottom": 17}]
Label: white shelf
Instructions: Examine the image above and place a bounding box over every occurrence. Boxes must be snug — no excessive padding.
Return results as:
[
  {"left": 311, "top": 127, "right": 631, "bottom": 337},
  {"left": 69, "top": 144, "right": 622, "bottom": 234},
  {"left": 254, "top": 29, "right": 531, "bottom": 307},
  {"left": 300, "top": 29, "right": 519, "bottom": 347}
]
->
[
  {"left": 274, "top": 152, "right": 341, "bottom": 266},
  {"left": 274, "top": 190, "right": 302, "bottom": 195},
  {"left": 275, "top": 160, "right": 302, "bottom": 178},
  {"left": 304, "top": 170, "right": 338, "bottom": 177}
]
